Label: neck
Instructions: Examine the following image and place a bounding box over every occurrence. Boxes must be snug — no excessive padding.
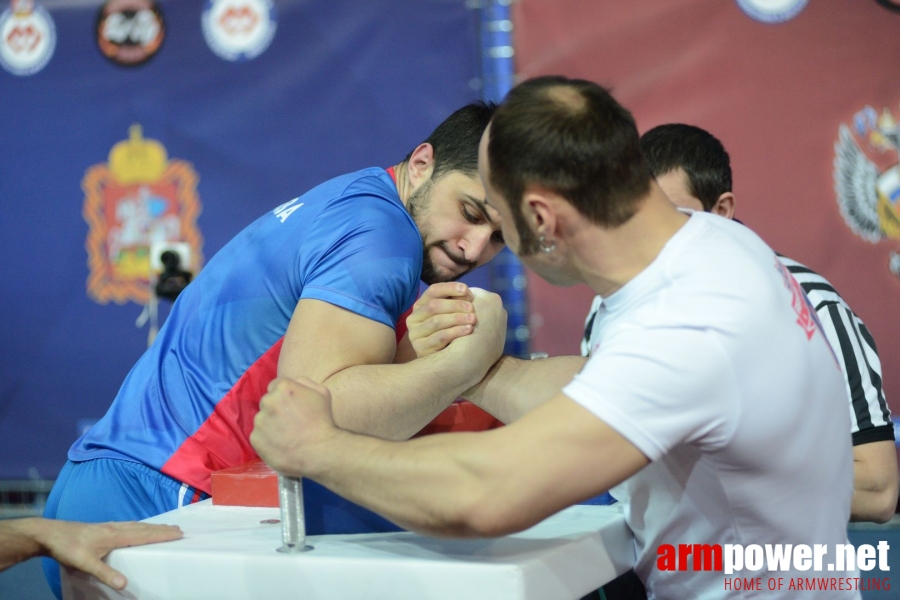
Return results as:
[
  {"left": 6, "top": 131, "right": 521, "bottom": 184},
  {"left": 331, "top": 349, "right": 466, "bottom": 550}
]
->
[
  {"left": 572, "top": 182, "right": 689, "bottom": 297},
  {"left": 392, "top": 161, "right": 413, "bottom": 208}
]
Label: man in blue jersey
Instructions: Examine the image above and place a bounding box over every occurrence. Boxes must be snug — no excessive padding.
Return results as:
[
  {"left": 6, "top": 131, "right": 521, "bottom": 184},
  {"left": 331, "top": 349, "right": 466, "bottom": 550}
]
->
[{"left": 43, "top": 102, "right": 509, "bottom": 597}]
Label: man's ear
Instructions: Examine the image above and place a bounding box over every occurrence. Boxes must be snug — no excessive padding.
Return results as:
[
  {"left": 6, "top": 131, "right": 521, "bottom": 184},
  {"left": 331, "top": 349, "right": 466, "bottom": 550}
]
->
[
  {"left": 524, "top": 187, "right": 555, "bottom": 238},
  {"left": 711, "top": 192, "right": 736, "bottom": 219},
  {"left": 407, "top": 143, "right": 435, "bottom": 188}
]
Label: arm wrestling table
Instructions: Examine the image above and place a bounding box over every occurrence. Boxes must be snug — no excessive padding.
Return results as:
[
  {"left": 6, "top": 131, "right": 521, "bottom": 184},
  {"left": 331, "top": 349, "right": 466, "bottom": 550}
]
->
[{"left": 61, "top": 500, "right": 635, "bottom": 600}]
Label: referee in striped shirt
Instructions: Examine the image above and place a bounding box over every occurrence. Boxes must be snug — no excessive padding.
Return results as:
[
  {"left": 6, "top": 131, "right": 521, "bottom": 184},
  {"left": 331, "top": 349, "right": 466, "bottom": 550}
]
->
[{"left": 581, "top": 123, "right": 898, "bottom": 523}]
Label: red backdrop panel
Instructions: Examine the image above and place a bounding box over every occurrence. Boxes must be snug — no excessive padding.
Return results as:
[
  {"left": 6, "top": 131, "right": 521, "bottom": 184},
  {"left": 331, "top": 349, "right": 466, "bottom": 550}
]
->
[{"left": 514, "top": 0, "right": 900, "bottom": 414}]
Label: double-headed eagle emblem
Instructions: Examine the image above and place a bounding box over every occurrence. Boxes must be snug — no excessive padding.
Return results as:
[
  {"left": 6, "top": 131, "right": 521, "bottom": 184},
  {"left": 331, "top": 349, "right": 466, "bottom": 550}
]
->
[{"left": 834, "top": 105, "right": 900, "bottom": 276}]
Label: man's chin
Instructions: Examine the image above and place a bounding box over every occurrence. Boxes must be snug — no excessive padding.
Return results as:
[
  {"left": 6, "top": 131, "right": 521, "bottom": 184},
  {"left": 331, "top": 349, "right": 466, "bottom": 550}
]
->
[
  {"left": 421, "top": 261, "right": 466, "bottom": 285},
  {"left": 421, "top": 269, "right": 462, "bottom": 285},
  {"left": 422, "top": 248, "right": 468, "bottom": 283}
]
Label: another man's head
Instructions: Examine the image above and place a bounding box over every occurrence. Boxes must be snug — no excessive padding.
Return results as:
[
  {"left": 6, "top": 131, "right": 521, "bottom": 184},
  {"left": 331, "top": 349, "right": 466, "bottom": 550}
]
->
[
  {"left": 479, "top": 75, "right": 652, "bottom": 283},
  {"left": 403, "top": 101, "right": 505, "bottom": 284},
  {"left": 639, "top": 123, "right": 736, "bottom": 218}
]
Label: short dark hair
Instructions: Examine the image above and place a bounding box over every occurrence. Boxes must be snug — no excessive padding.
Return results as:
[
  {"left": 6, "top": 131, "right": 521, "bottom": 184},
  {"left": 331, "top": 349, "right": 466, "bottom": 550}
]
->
[
  {"left": 406, "top": 101, "right": 497, "bottom": 180},
  {"left": 639, "top": 124, "right": 732, "bottom": 211},
  {"left": 487, "top": 76, "right": 651, "bottom": 247}
]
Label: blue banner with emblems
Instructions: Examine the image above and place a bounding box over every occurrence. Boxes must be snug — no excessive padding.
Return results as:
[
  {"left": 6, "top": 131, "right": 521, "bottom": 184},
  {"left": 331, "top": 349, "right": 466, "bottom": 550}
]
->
[{"left": 0, "top": 0, "right": 482, "bottom": 479}]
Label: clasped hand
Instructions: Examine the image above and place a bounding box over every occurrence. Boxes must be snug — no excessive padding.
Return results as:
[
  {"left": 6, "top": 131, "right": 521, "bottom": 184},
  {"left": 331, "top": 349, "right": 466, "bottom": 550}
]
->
[{"left": 407, "top": 282, "right": 507, "bottom": 362}]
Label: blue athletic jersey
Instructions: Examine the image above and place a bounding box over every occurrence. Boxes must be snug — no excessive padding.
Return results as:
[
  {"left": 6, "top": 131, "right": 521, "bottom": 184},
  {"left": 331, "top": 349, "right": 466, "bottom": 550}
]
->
[{"left": 69, "top": 167, "right": 422, "bottom": 492}]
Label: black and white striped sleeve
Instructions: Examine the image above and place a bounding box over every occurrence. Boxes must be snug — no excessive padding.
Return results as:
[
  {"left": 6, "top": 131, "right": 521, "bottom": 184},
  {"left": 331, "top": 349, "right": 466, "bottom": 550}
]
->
[{"left": 780, "top": 256, "right": 894, "bottom": 445}]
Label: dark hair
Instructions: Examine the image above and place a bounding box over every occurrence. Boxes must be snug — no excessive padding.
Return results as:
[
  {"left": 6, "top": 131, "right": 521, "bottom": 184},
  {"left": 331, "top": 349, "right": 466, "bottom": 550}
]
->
[
  {"left": 639, "top": 124, "right": 732, "bottom": 211},
  {"left": 405, "top": 101, "right": 497, "bottom": 180},
  {"left": 486, "top": 76, "right": 651, "bottom": 249}
]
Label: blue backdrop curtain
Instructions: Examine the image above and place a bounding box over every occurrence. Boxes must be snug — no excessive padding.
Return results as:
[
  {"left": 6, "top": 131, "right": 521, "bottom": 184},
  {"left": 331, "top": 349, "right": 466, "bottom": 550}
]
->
[{"left": 0, "top": 0, "right": 483, "bottom": 478}]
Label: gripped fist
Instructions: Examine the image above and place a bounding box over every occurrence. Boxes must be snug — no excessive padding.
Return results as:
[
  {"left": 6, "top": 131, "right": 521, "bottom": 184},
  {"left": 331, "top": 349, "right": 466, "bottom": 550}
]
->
[
  {"left": 407, "top": 282, "right": 477, "bottom": 357},
  {"left": 251, "top": 377, "right": 336, "bottom": 478},
  {"left": 444, "top": 287, "right": 507, "bottom": 381}
]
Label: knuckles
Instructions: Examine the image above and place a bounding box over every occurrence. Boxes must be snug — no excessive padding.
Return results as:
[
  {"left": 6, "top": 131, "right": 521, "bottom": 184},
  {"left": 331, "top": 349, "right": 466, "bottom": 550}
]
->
[{"left": 471, "top": 291, "right": 503, "bottom": 313}]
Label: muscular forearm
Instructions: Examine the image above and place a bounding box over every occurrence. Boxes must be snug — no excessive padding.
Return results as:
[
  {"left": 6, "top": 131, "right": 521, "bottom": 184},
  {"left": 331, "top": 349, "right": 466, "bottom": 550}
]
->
[
  {"left": 850, "top": 441, "right": 899, "bottom": 523},
  {"left": 324, "top": 352, "right": 483, "bottom": 441},
  {"left": 253, "top": 380, "right": 649, "bottom": 541},
  {"left": 298, "top": 429, "right": 502, "bottom": 537},
  {"left": 463, "top": 355, "right": 587, "bottom": 423},
  {"left": 279, "top": 296, "right": 504, "bottom": 442},
  {"left": 0, "top": 518, "right": 44, "bottom": 572}
]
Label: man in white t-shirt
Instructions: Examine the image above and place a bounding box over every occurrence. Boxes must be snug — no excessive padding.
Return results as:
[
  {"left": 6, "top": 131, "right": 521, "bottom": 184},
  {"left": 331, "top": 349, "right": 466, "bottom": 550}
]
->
[
  {"left": 581, "top": 123, "right": 897, "bottom": 525},
  {"left": 250, "top": 75, "right": 861, "bottom": 599}
]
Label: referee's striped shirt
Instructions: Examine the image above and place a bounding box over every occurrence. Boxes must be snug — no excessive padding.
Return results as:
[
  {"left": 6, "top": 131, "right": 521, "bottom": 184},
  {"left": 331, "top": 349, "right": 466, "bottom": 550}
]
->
[{"left": 580, "top": 254, "right": 894, "bottom": 446}]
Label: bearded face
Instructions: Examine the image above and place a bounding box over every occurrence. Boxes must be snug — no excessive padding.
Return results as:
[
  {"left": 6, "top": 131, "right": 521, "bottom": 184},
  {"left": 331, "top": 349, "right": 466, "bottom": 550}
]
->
[{"left": 406, "top": 174, "right": 502, "bottom": 284}]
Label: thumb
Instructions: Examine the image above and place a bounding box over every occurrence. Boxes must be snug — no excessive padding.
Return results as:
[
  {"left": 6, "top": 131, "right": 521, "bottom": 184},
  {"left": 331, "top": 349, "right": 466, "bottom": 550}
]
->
[
  {"left": 72, "top": 554, "right": 128, "bottom": 590},
  {"left": 90, "top": 559, "right": 128, "bottom": 590}
]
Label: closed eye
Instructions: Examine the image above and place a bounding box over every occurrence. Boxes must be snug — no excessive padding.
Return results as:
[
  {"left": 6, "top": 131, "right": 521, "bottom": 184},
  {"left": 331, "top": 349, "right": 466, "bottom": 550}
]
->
[
  {"left": 462, "top": 205, "right": 481, "bottom": 224},
  {"left": 462, "top": 197, "right": 503, "bottom": 245}
]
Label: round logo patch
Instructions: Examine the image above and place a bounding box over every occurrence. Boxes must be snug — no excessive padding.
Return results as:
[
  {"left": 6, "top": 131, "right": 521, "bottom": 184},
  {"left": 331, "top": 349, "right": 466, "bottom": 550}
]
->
[
  {"left": 736, "top": 0, "right": 808, "bottom": 23},
  {"left": 96, "top": 0, "right": 165, "bottom": 66},
  {"left": 202, "top": 0, "right": 276, "bottom": 62},
  {"left": 0, "top": 1, "right": 56, "bottom": 76}
]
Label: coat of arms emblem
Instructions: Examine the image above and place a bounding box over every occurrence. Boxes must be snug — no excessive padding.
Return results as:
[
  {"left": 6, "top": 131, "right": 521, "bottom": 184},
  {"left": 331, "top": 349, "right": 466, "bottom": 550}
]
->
[
  {"left": 83, "top": 124, "right": 203, "bottom": 305},
  {"left": 833, "top": 105, "right": 900, "bottom": 277}
]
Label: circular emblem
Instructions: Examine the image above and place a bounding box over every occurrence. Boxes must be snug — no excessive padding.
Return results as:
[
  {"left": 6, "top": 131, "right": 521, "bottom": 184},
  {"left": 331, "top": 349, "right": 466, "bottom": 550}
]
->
[
  {"left": 96, "top": 0, "right": 165, "bottom": 66},
  {"left": 735, "top": 0, "right": 808, "bottom": 23},
  {"left": 201, "top": 0, "right": 276, "bottom": 62},
  {"left": 0, "top": 1, "right": 56, "bottom": 76}
]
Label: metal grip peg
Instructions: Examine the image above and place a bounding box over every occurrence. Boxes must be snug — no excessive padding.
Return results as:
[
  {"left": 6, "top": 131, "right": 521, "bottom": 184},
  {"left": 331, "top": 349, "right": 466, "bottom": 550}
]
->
[{"left": 276, "top": 475, "right": 313, "bottom": 553}]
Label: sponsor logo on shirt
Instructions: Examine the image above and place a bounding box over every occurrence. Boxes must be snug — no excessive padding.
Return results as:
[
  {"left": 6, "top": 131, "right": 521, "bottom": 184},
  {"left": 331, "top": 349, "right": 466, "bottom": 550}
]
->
[
  {"left": 83, "top": 124, "right": 203, "bottom": 305},
  {"left": 775, "top": 260, "right": 821, "bottom": 341},
  {"left": 735, "top": 0, "right": 808, "bottom": 23},
  {"left": 0, "top": 0, "right": 55, "bottom": 76},
  {"left": 833, "top": 104, "right": 900, "bottom": 279},
  {"left": 96, "top": 0, "right": 165, "bottom": 66},
  {"left": 202, "top": 0, "right": 276, "bottom": 62},
  {"left": 657, "top": 541, "right": 891, "bottom": 592}
]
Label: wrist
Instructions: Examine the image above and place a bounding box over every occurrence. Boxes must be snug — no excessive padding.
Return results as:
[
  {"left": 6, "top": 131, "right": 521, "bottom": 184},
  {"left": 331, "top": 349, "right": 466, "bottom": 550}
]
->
[
  {"left": 6, "top": 518, "right": 46, "bottom": 561},
  {"left": 418, "top": 350, "right": 482, "bottom": 395},
  {"left": 462, "top": 355, "right": 516, "bottom": 409},
  {"left": 297, "top": 425, "right": 345, "bottom": 480}
]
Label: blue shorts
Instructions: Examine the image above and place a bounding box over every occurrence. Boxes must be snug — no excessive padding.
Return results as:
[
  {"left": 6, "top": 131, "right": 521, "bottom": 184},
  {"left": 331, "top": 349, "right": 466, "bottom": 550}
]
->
[{"left": 41, "top": 458, "right": 209, "bottom": 599}]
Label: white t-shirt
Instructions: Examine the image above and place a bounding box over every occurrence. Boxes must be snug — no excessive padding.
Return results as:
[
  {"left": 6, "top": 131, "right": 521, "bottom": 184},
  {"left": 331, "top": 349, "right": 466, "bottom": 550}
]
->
[{"left": 564, "top": 212, "right": 859, "bottom": 599}]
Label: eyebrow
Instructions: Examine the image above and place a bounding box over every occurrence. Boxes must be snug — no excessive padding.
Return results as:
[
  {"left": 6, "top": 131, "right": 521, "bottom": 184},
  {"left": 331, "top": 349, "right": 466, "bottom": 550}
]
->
[{"left": 464, "top": 194, "right": 498, "bottom": 226}]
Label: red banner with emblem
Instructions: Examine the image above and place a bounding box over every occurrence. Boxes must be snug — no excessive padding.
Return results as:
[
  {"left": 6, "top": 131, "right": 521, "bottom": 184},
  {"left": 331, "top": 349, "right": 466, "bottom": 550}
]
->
[{"left": 514, "top": 0, "right": 900, "bottom": 415}]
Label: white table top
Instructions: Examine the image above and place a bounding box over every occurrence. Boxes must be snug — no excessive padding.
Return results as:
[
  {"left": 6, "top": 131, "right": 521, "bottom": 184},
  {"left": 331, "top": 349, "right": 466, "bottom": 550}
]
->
[{"left": 62, "top": 500, "right": 634, "bottom": 600}]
